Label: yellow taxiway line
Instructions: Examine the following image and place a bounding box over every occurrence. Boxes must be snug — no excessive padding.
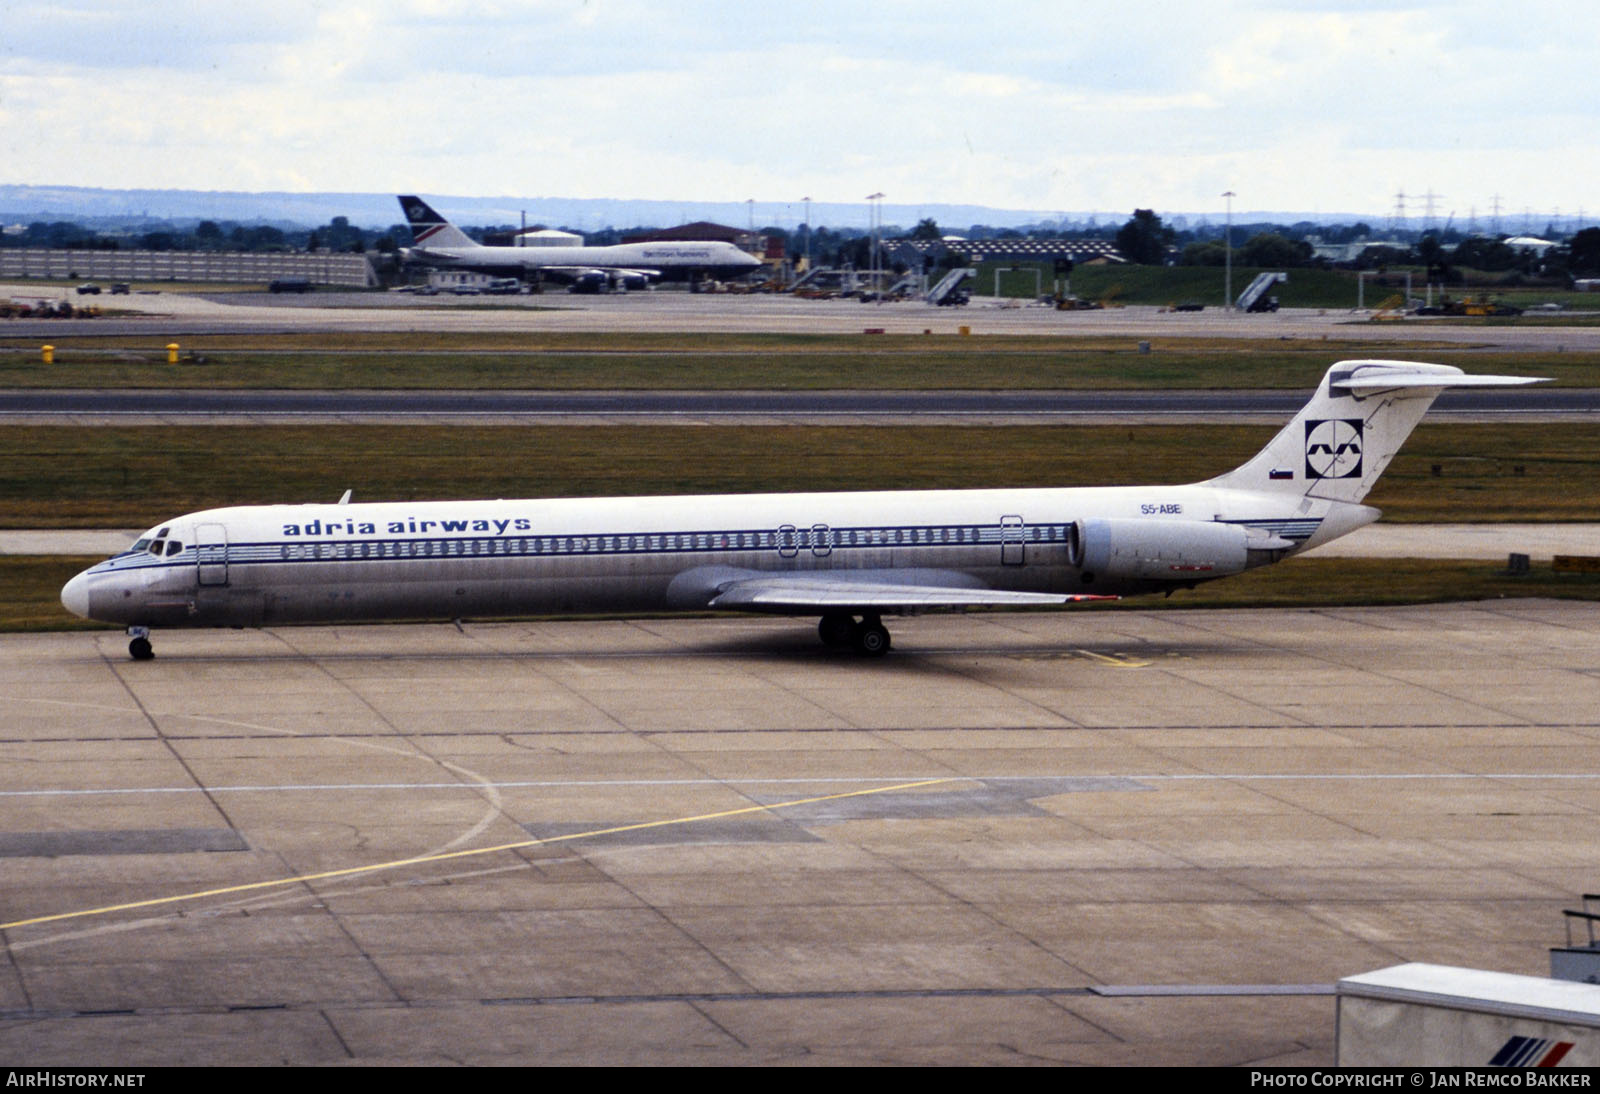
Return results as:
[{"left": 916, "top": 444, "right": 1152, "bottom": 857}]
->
[{"left": 0, "top": 777, "right": 955, "bottom": 932}]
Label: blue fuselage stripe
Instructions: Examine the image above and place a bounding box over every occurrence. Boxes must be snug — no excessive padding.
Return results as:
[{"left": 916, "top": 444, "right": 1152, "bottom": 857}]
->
[{"left": 104, "top": 521, "right": 1079, "bottom": 574}]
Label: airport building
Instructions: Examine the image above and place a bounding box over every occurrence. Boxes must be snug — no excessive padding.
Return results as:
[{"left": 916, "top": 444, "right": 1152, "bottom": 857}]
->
[
  {"left": 0, "top": 247, "right": 378, "bottom": 286},
  {"left": 884, "top": 238, "right": 1124, "bottom": 267},
  {"left": 480, "top": 227, "right": 585, "bottom": 248},
  {"left": 514, "top": 228, "right": 584, "bottom": 247},
  {"left": 622, "top": 222, "right": 777, "bottom": 260}
]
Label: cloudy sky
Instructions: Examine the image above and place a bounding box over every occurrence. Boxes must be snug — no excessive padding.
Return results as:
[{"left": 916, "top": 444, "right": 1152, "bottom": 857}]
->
[{"left": 3, "top": 0, "right": 1596, "bottom": 226}]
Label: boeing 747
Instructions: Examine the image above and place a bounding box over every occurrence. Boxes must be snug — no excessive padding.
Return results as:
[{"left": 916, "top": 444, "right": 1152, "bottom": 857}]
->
[
  {"left": 61, "top": 361, "right": 1542, "bottom": 660},
  {"left": 398, "top": 195, "right": 762, "bottom": 287}
]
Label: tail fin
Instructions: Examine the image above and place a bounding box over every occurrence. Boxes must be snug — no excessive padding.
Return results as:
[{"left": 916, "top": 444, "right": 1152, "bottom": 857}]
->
[
  {"left": 1206, "top": 360, "right": 1545, "bottom": 504},
  {"left": 397, "top": 195, "right": 478, "bottom": 249}
]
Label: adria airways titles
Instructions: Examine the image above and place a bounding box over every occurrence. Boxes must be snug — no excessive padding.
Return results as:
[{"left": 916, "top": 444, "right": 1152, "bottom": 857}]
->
[
  {"left": 62, "top": 361, "right": 1542, "bottom": 660},
  {"left": 398, "top": 195, "right": 762, "bottom": 288}
]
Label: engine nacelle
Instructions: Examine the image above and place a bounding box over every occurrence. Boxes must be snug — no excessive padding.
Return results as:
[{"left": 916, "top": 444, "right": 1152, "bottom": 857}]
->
[{"left": 1072, "top": 518, "right": 1250, "bottom": 581}]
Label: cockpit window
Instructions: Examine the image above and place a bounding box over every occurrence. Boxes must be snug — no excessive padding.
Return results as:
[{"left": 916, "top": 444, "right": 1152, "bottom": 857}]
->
[
  {"left": 165, "top": 541, "right": 183, "bottom": 556},
  {"left": 156, "top": 527, "right": 170, "bottom": 539},
  {"left": 131, "top": 537, "right": 153, "bottom": 553}
]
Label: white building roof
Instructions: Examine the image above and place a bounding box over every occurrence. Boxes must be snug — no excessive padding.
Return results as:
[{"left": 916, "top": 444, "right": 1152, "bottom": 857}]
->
[{"left": 517, "top": 229, "right": 583, "bottom": 248}]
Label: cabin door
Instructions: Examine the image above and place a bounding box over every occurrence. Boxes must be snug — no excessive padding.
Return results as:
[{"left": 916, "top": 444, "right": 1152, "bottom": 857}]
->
[
  {"left": 777, "top": 524, "right": 800, "bottom": 558},
  {"left": 195, "top": 523, "right": 229, "bottom": 586},
  {"left": 1000, "top": 515, "right": 1026, "bottom": 566}
]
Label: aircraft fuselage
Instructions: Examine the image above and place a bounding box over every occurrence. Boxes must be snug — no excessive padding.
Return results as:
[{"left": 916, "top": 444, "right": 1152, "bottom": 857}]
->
[
  {"left": 62, "top": 483, "right": 1352, "bottom": 631},
  {"left": 61, "top": 361, "right": 1545, "bottom": 658},
  {"left": 409, "top": 240, "right": 761, "bottom": 281}
]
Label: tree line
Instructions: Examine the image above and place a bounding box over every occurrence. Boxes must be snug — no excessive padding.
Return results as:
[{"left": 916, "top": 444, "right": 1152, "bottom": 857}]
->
[
  {"left": 1111, "top": 208, "right": 1600, "bottom": 279},
  {"left": 9, "top": 206, "right": 1600, "bottom": 279},
  {"left": 0, "top": 216, "right": 409, "bottom": 255}
]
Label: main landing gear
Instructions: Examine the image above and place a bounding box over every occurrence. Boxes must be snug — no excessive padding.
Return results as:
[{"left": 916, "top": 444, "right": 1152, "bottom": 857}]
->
[
  {"left": 127, "top": 625, "right": 154, "bottom": 661},
  {"left": 818, "top": 612, "right": 892, "bottom": 656}
]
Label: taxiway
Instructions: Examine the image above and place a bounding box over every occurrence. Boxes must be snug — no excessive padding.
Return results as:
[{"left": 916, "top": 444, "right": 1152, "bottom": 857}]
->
[
  {"left": 2, "top": 602, "right": 1597, "bottom": 1065},
  {"left": 7, "top": 284, "right": 1600, "bottom": 349},
  {"left": 1, "top": 385, "right": 1592, "bottom": 427}
]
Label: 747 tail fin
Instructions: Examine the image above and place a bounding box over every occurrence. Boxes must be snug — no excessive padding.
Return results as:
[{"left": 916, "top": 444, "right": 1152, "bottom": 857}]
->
[{"left": 397, "top": 195, "right": 478, "bottom": 250}]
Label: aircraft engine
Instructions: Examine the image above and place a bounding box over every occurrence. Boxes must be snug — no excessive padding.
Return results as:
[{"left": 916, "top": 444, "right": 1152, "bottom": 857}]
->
[{"left": 1071, "top": 518, "right": 1250, "bottom": 581}]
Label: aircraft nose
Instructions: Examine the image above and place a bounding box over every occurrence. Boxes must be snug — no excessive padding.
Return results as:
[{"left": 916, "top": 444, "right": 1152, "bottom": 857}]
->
[{"left": 60, "top": 570, "right": 92, "bottom": 619}]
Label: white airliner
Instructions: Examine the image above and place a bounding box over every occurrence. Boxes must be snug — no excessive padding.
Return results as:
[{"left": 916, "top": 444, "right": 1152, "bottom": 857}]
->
[
  {"left": 397, "top": 195, "right": 763, "bottom": 287},
  {"left": 61, "top": 361, "right": 1541, "bottom": 660}
]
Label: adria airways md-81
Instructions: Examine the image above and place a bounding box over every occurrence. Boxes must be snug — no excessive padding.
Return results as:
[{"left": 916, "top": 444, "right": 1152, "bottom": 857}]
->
[
  {"left": 62, "top": 361, "right": 1541, "bottom": 660},
  {"left": 398, "top": 195, "right": 762, "bottom": 288}
]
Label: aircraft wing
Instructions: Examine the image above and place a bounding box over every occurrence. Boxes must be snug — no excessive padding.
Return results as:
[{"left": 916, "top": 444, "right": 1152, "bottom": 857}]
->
[
  {"left": 707, "top": 574, "right": 1114, "bottom": 612},
  {"left": 541, "top": 265, "right": 662, "bottom": 280}
]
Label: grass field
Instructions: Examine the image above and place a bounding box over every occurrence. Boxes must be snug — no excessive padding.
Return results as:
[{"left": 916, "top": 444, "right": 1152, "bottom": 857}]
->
[
  {"left": 3, "top": 421, "right": 1595, "bottom": 527},
  {"left": 2, "top": 331, "right": 1597, "bottom": 390}
]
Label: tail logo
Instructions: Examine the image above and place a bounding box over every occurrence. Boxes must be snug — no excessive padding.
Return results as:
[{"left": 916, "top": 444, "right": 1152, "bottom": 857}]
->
[
  {"left": 405, "top": 203, "right": 432, "bottom": 222},
  {"left": 1305, "top": 419, "right": 1363, "bottom": 479}
]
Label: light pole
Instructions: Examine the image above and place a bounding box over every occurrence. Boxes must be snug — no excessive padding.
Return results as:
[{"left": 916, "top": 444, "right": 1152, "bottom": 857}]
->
[
  {"left": 867, "top": 192, "right": 884, "bottom": 292},
  {"left": 1222, "top": 190, "right": 1235, "bottom": 311},
  {"left": 803, "top": 195, "right": 812, "bottom": 272}
]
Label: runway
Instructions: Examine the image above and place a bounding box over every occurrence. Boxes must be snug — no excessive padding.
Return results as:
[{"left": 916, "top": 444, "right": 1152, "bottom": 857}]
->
[
  {"left": 2, "top": 602, "right": 1596, "bottom": 1065},
  {"left": 2, "top": 385, "right": 1592, "bottom": 426}
]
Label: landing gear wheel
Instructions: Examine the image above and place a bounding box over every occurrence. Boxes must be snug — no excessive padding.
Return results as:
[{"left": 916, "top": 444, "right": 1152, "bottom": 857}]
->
[
  {"left": 819, "top": 613, "right": 856, "bottom": 648},
  {"left": 853, "top": 617, "right": 891, "bottom": 657},
  {"left": 128, "top": 637, "right": 154, "bottom": 661}
]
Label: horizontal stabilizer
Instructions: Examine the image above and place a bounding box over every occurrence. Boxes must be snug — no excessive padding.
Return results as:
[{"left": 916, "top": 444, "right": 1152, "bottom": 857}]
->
[{"left": 1331, "top": 368, "right": 1548, "bottom": 392}]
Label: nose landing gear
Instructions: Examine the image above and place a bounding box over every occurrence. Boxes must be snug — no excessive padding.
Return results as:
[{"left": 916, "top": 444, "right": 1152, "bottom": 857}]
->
[{"left": 127, "top": 626, "right": 154, "bottom": 661}]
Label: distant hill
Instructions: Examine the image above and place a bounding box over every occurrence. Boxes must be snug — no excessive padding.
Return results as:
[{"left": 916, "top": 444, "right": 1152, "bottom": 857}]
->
[{"left": 0, "top": 184, "right": 1372, "bottom": 235}]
